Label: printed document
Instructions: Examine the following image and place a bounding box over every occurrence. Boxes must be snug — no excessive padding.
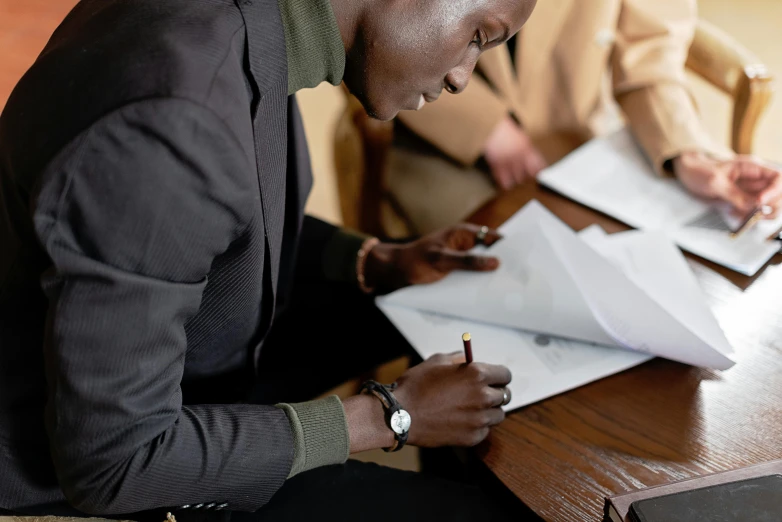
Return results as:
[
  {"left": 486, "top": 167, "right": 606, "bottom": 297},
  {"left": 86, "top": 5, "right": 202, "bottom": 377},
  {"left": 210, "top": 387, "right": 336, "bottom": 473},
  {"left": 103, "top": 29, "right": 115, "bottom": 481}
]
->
[
  {"left": 377, "top": 201, "right": 736, "bottom": 409},
  {"left": 537, "top": 129, "right": 782, "bottom": 276}
]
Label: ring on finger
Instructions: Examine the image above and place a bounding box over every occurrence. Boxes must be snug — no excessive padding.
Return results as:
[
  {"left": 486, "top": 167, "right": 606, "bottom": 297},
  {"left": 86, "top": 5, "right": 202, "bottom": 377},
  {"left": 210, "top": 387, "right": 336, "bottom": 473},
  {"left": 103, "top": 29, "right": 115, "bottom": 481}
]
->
[
  {"left": 476, "top": 226, "right": 490, "bottom": 245},
  {"left": 501, "top": 387, "right": 511, "bottom": 407}
]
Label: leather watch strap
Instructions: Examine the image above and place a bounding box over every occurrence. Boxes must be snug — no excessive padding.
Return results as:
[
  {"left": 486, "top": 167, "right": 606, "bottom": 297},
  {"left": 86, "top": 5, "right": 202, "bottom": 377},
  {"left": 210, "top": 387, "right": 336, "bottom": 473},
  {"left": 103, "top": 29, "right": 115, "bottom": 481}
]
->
[{"left": 360, "top": 380, "right": 410, "bottom": 452}]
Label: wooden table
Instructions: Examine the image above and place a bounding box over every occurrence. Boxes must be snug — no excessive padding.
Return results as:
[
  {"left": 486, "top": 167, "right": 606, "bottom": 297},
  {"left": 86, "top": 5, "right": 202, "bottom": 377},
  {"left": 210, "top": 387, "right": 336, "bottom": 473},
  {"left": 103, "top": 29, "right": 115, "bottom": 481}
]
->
[{"left": 467, "top": 181, "right": 782, "bottom": 522}]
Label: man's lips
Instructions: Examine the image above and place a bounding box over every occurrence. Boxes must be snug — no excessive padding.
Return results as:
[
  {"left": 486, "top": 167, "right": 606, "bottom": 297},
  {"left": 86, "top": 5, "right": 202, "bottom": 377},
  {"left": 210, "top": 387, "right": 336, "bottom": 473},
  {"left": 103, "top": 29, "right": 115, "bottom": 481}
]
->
[{"left": 411, "top": 92, "right": 441, "bottom": 111}]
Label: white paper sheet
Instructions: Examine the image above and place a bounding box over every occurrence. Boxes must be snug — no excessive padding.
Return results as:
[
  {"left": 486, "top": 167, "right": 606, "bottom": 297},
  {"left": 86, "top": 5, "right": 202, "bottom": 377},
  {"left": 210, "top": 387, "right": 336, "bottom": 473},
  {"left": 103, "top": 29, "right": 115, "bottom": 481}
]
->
[
  {"left": 376, "top": 304, "right": 652, "bottom": 411},
  {"left": 382, "top": 202, "right": 618, "bottom": 346},
  {"left": 538, "top": 129, "right": 782, "bottom": 275},
  {"left": 579, "top": 228, "right": 733, "bottom": 359},
  {"left": 381, "top": 201, "right": 735, "bottom": 370},
  {"left": 540, "top": 214, "right": 735, "bottom": 369}
]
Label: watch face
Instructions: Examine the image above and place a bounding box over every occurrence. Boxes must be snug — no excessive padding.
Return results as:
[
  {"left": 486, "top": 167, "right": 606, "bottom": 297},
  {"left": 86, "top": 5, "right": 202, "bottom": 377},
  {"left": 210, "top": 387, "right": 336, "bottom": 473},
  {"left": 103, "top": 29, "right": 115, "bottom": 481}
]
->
[{"left": 390, "top": 409, "right": 411, "bottom": 435}]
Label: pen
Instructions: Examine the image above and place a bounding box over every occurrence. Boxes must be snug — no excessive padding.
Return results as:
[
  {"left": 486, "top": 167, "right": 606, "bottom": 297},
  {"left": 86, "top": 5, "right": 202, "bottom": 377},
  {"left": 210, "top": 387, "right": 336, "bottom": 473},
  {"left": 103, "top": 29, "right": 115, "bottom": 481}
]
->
[
  {"left": 462, "top": 332, "right": 473, "bottom": 364},
  {"left": 730, "top": 205, "right": 772, "bottom": 239}
]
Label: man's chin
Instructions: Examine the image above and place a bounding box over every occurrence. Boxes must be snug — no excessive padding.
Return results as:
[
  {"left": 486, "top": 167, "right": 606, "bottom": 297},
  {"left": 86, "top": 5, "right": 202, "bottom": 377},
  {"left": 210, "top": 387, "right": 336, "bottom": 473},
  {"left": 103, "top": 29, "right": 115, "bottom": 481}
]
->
[
  {"left": 347, "top": 89, "right": 397, "bottom": 121},
  {"left": 360, "top": 99, "right": 397, "bottom": 122},
  {"left": 367, "top": 109, "right": 398, "bottom": 122}
]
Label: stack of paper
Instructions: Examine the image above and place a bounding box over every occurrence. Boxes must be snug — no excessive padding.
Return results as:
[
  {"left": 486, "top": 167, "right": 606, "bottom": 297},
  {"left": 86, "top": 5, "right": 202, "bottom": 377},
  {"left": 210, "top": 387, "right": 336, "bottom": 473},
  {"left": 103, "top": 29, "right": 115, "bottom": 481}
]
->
[
  {"left": 378, "top": 201, "right": 735, "bottom": 411},
  {"left": 538, "top": 129, "right": 782, "bottom": 276}
]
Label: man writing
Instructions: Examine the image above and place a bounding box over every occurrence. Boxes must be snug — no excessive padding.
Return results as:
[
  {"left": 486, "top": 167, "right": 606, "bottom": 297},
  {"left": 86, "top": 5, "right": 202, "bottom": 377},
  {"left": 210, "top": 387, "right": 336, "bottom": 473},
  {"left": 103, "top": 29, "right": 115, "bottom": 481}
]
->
[{"left": 0, "top": 0, "right": 534, "bottom": 520}]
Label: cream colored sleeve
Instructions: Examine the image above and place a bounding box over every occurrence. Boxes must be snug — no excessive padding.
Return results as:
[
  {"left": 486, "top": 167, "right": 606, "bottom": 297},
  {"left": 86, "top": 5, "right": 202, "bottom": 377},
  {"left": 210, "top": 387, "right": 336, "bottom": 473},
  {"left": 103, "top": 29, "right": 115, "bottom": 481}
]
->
[
  {"left": 395, "top": 71, "right": 511, "bottom": 166},
  {"left": 612, "top": 0, "right": 730, "bottom": 174}
]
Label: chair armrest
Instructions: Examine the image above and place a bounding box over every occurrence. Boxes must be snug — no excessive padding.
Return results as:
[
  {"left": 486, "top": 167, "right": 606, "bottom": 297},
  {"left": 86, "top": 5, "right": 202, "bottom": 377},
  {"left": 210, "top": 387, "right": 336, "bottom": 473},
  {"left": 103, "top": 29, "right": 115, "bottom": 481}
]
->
[{"left": 686, "top": 19, "right": 775, "bottom": 154}]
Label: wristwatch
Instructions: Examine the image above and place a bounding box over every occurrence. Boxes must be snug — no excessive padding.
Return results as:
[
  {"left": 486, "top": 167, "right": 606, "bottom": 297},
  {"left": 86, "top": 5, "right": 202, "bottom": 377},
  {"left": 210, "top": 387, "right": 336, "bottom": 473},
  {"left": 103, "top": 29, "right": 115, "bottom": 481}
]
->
[{"left": 360, "top": 380, "right": 411, "bottom": 452}]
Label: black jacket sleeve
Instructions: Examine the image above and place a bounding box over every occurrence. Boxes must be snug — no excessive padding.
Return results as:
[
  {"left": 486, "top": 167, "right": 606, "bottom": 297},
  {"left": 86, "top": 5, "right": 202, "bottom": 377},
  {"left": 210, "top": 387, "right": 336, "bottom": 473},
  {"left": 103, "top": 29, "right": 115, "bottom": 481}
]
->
[
  {"left": 295, "top": 216, "right": 368, "bottom": 285},
  {"left": 34, "top": 98, "right": 293, "bottom": 514}
]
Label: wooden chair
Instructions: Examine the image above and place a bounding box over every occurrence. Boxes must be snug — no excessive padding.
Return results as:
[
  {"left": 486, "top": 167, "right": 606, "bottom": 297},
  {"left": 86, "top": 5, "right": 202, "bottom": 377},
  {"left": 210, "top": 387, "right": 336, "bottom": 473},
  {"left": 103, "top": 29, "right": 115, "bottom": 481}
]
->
[
  {"left": 333, "top": 84, "right": 396, "bottom": 237},
  {"left": 333, "top": 19, "right": 776, "bottom": 236},
  {"left": 686, "top": 20, "right": 775, "bottom": 155}
]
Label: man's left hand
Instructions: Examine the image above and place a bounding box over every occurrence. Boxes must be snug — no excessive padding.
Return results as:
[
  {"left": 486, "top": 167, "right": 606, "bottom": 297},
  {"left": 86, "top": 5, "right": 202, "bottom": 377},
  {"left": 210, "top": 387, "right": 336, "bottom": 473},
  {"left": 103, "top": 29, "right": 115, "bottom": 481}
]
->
[
  {"left": 363, "top": 224, "right": 502, "bottom": 294},
  {"left": 673, "top": 151, "right": 782, "bottom": 217}
]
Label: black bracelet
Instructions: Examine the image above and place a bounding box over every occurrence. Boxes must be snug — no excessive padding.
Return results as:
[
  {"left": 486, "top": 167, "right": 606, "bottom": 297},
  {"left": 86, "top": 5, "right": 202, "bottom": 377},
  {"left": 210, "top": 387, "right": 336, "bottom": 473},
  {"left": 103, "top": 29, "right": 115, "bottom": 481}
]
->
[{"left": 360, "top": 380, "right": 411, "bottom": 452}]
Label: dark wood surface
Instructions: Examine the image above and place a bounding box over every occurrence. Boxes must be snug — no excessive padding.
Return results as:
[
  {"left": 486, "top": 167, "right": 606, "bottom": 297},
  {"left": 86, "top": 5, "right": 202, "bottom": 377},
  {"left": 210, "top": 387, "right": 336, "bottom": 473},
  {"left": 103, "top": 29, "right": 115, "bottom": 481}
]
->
[{"left": 468, "top": 181, "right": 782, "bottom": 522}]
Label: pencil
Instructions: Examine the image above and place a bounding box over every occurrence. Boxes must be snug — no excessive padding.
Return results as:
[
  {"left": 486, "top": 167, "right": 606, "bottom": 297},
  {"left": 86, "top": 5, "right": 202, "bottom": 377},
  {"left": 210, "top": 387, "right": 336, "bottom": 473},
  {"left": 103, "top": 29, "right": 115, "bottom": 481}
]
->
[
  {"left": 462, "top": 332, "right": 473, "bottom": 364},
  {"left": 731, "top": 205, "right": 771, "bottom": 239}
]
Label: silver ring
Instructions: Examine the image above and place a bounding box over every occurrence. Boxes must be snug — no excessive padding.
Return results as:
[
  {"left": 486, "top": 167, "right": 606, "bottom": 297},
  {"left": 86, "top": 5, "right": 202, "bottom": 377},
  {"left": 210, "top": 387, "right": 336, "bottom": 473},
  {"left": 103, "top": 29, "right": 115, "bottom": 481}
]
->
[
  {"left": 501, "top": 387, "right": 511, "bottom": 407},
  {"left": 476, "top": 225, "right": 490, "bottom": 245}
]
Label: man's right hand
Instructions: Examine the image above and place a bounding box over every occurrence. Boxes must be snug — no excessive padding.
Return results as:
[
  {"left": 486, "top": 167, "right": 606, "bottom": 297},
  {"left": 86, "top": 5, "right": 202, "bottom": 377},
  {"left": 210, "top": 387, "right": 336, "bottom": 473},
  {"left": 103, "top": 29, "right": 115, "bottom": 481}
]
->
[
  {"left": 483, "top": 115, "right": 547, "bottom": 190},
  {"left": 394, "top": 353, "right": 511, "bottom": 448}
]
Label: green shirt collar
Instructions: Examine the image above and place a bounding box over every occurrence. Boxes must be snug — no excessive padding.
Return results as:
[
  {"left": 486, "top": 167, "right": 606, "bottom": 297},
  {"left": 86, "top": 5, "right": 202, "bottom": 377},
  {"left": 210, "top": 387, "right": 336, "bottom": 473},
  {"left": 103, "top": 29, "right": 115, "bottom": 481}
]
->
[{"left": 277, "top": 0, "right": 346, "bottom": 95}]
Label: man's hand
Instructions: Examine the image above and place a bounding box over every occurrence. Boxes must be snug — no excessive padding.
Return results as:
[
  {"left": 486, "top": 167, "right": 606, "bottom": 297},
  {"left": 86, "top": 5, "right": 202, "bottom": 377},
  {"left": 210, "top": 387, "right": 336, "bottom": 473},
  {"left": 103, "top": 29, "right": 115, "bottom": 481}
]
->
[
  {"left": 483, "top": 115, "right": 547, "bottom": 190},
  {"left": 395, "top": 353, "right": 511, "bottom": 447},
  {"left": 673, "top": 151, "right": 782, "bottom": 217},
  {"left": 364, "top": 224, "right": 502, "bottom": 294},
  {"left": 344, "top": 353, "right": 511, "bottom": 453}
]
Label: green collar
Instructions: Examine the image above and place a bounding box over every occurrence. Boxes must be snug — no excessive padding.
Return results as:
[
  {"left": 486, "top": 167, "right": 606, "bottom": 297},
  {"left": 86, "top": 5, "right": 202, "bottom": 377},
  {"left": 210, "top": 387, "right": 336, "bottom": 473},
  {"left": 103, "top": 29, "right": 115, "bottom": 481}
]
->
[{"left": 277, "top": 0, "right": 346, "bottom": 95}]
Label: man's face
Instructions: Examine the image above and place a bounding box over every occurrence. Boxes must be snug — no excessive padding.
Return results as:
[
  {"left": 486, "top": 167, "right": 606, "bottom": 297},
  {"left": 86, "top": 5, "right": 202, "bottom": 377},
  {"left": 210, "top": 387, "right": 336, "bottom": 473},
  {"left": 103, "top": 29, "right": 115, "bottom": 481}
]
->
[{"left": 343, "top": 0, "right": 536, "bottom": 121}]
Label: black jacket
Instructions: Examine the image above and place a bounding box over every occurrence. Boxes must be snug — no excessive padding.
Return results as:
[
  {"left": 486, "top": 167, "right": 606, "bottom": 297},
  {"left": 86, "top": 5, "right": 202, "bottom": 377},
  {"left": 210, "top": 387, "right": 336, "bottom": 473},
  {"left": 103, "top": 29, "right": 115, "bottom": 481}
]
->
[{"left": 0, "top": 0, "right": 337, "bottom": 514}]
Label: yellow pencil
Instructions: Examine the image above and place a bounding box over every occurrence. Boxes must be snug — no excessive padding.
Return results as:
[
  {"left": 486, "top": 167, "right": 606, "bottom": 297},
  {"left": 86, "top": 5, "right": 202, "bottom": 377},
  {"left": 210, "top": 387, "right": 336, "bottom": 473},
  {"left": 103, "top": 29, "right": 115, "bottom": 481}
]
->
[{"left": 730, "top": 206, "right": 772, "bottom": 239}]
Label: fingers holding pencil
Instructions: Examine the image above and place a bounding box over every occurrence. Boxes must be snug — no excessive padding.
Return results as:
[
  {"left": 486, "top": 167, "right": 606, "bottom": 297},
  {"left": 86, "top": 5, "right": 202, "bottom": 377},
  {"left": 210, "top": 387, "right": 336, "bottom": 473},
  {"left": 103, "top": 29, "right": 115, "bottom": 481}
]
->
[
  {"left": 461, "top": 332, "right": 511, "bottom": 407},
  {"left": 462, "top": 332, "right": 473, "bottom": 363}
]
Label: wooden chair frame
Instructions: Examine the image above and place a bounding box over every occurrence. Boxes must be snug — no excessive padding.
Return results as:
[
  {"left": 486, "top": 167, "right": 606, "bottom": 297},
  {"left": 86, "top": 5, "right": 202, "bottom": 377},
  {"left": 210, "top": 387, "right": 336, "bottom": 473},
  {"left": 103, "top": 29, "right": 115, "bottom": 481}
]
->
[{"left": 686, "top": 20, "right": 775, "bottom": 154}]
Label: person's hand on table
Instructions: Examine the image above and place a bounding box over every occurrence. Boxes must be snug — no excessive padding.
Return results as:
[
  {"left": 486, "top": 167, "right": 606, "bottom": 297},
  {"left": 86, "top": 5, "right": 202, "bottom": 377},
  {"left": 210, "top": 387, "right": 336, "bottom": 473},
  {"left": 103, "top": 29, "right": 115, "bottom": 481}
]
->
[
  {"left": 673, "top": 151, "right": 782, "bottom": 218},
  {"left": 345, "top": 352, "right": 512, "bottom": 452},
  {"left": 483, "top": 115, "right": 547, "bottom": 190},
  {"left": 394, "top": 353, "right": 510, "bottom": 447},
  {"left": 363, "top": 224, "right": 502, "bottom": 294}
]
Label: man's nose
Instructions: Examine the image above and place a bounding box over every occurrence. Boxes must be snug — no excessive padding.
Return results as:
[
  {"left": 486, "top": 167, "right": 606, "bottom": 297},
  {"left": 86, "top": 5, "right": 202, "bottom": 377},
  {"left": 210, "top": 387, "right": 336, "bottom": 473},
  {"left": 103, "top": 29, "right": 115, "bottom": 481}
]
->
[{"left": 444, "top": 61, "right": 475, "bottom": 95}]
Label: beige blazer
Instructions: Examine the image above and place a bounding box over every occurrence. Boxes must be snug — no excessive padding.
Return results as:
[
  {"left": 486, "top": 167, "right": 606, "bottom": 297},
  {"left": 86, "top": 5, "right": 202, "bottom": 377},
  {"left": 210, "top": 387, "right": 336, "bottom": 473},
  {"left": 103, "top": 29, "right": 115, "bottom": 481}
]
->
[{"left": 397, "top": 0, "right": 726, "bottom": 172}]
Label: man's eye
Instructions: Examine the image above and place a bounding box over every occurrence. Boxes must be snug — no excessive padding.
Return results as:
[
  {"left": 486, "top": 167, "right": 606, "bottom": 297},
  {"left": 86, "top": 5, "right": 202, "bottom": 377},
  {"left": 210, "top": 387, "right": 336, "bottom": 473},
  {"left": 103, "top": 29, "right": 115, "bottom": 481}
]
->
[{"left": 471, "top": 31, "right": 485, "bottom": 50}]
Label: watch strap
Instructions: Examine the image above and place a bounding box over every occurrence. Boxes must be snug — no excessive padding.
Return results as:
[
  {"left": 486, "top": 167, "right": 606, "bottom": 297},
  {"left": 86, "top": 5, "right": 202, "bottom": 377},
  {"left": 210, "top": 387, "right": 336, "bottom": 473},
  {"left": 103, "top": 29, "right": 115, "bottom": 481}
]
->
[{"left": 360, "top": 380, "right": 409, "bottom": 452}]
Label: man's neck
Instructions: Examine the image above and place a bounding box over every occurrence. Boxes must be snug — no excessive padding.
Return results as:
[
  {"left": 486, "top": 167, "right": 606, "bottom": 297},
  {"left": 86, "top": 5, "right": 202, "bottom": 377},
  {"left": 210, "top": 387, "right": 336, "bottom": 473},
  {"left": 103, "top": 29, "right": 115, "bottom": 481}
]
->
[{"left": 328, "top": 0, "right": 362, "bottom": 59}]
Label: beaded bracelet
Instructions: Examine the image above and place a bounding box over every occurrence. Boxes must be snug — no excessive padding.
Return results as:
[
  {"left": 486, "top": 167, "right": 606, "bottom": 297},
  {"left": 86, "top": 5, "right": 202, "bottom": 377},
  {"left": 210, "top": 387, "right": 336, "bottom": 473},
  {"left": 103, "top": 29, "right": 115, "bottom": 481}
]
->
[{"left": 356, "top": 237, "right": 380, "bottom": 294}]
